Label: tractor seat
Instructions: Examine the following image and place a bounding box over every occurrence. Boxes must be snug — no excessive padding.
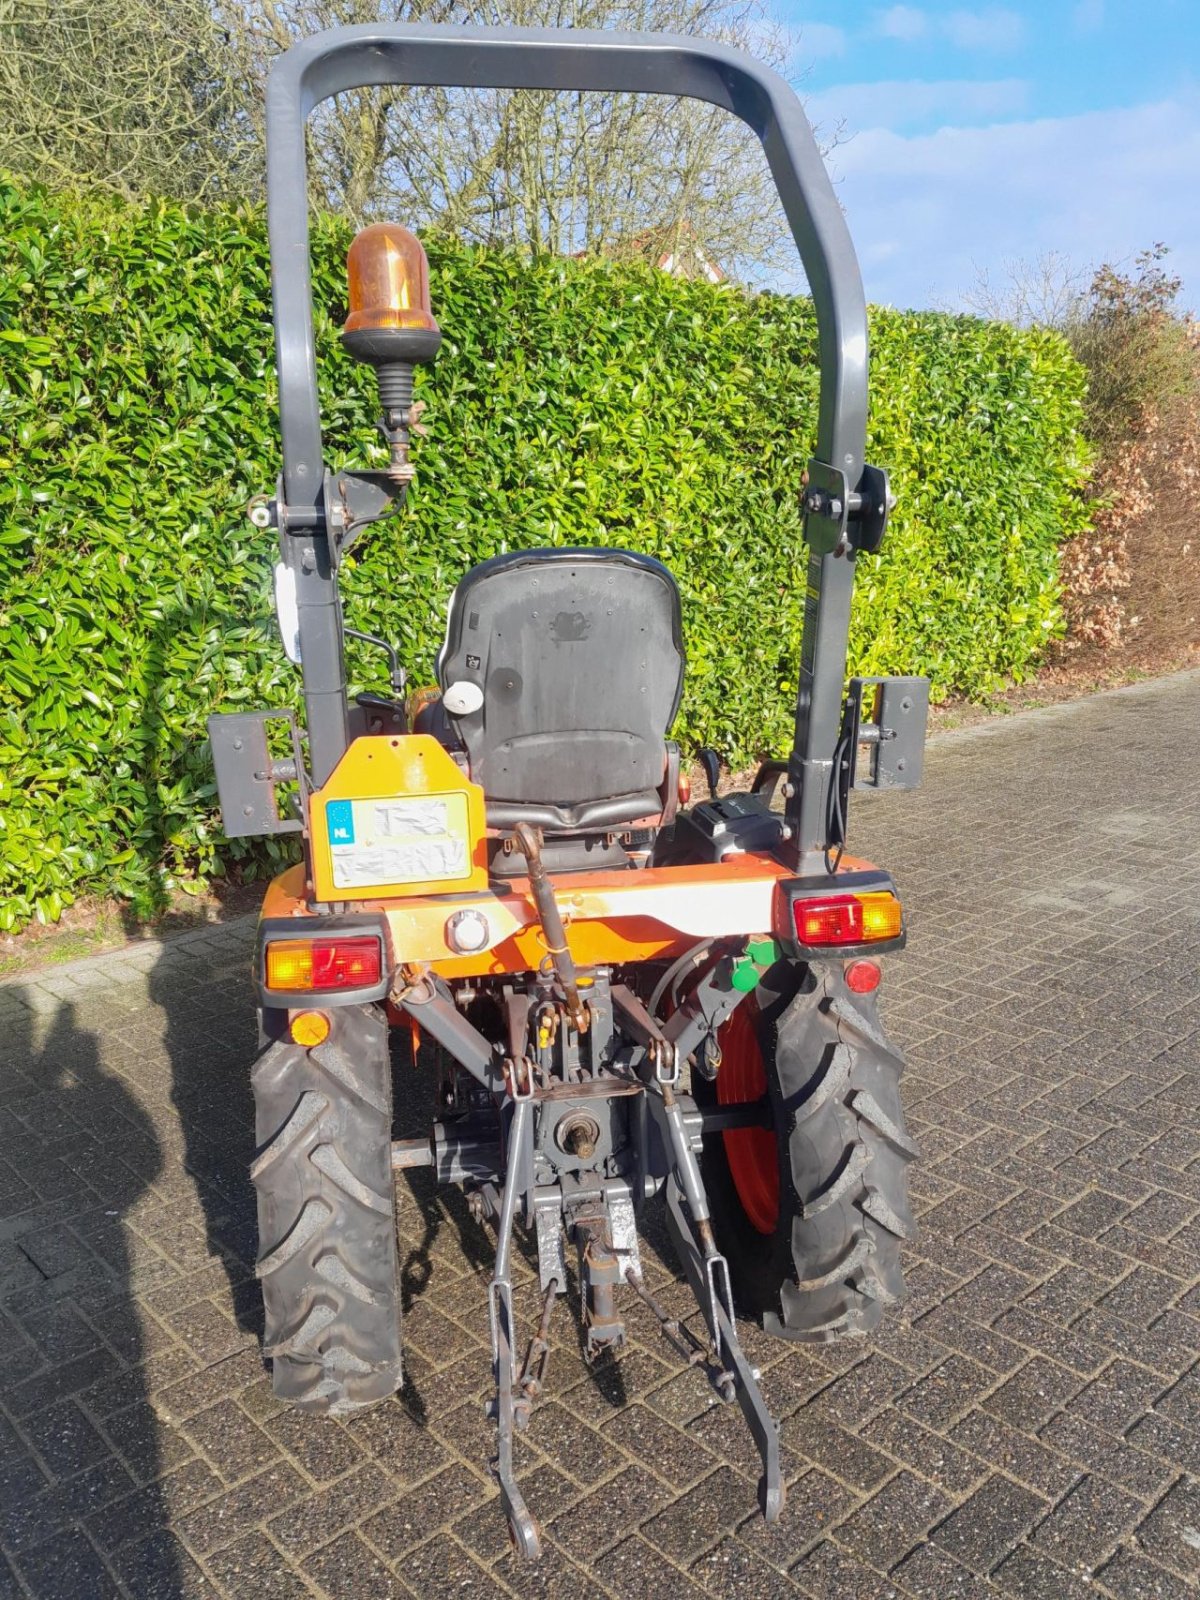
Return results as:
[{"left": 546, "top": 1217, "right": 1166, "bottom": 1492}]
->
[{"left": 435, "top": 547, "right": 684, "bottom": 831}]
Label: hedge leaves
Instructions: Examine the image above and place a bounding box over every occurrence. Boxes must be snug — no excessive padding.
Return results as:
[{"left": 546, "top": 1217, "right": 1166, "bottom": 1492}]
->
[{"left": 0, "top": 179, "right": 1090, "bottom": 928}]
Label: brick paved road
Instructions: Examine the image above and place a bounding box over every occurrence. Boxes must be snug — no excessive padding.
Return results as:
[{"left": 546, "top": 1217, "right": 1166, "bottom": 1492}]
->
[{"left": 3, "top": 670, "right": 1200, "bottom": 1599}]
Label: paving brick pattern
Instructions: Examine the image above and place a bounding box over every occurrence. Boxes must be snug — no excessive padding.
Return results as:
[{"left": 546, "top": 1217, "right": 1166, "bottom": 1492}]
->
[{"left": 2, "top": 670, "right": 1200, "bottom": 1598}]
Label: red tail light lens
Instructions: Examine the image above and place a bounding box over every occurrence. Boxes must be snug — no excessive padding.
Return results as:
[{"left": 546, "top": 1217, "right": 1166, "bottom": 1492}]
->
[
  {"left": 795, "top": 897, "right": 860, "bottom": 945},
  {"left": 266, "top": 936, "right": 382, "bottom": 992},
  {"left": 844, "top": 959, "right": 882, "bottom": 994},
  {"left": 791, "top": 892, "right": 902, "bottom": 947}
]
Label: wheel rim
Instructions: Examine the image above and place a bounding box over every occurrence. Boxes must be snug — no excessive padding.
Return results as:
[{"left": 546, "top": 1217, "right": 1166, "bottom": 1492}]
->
[{"left": 716, "top": 999, "right": 780, "bottom": 1235}]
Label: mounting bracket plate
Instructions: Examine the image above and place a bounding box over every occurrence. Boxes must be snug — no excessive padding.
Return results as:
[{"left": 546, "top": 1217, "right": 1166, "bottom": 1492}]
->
[
  {"left": 207, "top": 710, "right": 305, "bottom": 838},
  {"left": 847, "top": 676, "right": 929, "bottom": 791}
]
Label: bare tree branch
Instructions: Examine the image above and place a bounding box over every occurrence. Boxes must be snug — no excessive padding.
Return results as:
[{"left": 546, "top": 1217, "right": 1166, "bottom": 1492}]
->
[
  {"left": 0, "top": 0, "right": 253, "bottom": 200},
  {"left": 959, "top": 250, "right": 1089, "bottom": 329},
  {"left": 217, "top": 0, "right": 818, "bottom": 280},
  {"left": 1, "top": 0, "right": 831, "bottom": 282}
]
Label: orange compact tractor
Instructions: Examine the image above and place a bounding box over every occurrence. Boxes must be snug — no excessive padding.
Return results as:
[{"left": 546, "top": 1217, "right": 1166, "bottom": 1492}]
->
[{"left": 209, "top": 23, "right": 928, "bottom": 1557}]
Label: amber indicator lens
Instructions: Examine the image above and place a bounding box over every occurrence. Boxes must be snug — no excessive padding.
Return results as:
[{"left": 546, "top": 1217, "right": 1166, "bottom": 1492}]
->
[
  {"left": 265, "top": 936, "right": 383, "bottom": 992},
  {"left": 792, "top": 892, "right": 902, "bottom": 947},
  {"left": 289, "top": 1010, "right": 331, "bottom": 1047},
  {"left": 344, "top": 223, "right": 438, "bottom": 334}
]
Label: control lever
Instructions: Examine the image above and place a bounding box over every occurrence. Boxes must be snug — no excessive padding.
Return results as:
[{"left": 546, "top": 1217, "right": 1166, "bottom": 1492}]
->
[{"left": 697, "top": 748, "right": 722, "bottom": 799}]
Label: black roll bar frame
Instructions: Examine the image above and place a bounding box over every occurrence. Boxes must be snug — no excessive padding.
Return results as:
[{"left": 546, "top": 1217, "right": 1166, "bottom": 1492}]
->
[{"left": 265, "top": 23, "right": 881, "bottom": 871}]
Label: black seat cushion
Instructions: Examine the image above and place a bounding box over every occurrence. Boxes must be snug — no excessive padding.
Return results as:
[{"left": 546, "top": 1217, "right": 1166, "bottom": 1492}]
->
[{"left": 436, "top": 548, "right": 684, "bottom": 817}]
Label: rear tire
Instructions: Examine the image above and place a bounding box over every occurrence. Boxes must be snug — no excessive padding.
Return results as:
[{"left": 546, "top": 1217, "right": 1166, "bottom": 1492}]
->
[
  {"left": 251, "top": 1003, "right": 402, "bottom": 1414},
  {"left": 699, "top": 963, "right": 917, "bottom": 1341}
]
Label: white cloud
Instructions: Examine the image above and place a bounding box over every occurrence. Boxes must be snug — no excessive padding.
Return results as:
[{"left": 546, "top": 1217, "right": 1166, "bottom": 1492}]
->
[
  {"left": 801, "top": 21, "right": 848, "bottom": 59},
  {"left": 874, "top": 5, "right": 929, "bottom": 42},
  {"left": 944, "top": 7, "right": 1026, "bottom": 52},
  {"left": 821, "top": 95, "right": 1200, "bottom": 313},
  {"left": 1072, "top": 0, "right": 1105, "bottom": 32},
  {"left": 869, "top": 5, "right": 1026, "bottom": 54},
  {"left": 805, "top": 77, "right": 1031, "bottom": 133}
]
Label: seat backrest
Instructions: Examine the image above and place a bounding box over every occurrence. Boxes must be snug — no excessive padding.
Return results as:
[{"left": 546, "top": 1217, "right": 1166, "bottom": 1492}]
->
[{"left": 437, "top": 548, "right": 684, "bottom": 819}]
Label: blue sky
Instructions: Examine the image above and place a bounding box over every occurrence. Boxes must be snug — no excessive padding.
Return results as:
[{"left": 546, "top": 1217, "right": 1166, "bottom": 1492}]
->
[{"left": 770, "top": 0, "right": 1199, "bottom": 312}]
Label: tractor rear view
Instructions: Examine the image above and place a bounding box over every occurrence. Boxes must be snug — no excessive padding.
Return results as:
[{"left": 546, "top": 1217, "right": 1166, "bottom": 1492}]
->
[{"left": 209, "top": 22, "right": 928, "bottom": 1558}]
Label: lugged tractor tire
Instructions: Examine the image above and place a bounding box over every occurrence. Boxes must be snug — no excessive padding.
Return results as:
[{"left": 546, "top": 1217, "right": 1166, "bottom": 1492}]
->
[
  {"left": 697, "top": 962, "right": 918, "bottom": 1342},
  {"left": 251, "top": 1003, "right": 402, "bottom": 1414}
]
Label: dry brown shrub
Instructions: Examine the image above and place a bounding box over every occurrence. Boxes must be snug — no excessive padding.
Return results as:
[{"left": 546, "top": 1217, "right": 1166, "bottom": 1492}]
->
[{"left": 1056, "top": 254, "right": 1200, "bottom": 661}]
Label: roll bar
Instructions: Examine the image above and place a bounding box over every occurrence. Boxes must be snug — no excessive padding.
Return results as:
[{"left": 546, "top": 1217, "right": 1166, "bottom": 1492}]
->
[
  {"left": 265, "top": 24, "right": 882, "bottom": 869},
  {"left": 266, "top": 24, "right": 868, "bottom": 498}
]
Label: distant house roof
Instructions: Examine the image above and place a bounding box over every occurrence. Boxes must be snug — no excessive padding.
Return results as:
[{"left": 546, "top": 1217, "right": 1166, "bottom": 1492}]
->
[{"left": 575, "top": 221, "right": 728, "bottom": 284}]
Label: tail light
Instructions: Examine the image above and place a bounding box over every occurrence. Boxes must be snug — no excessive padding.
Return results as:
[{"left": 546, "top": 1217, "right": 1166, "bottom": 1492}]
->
[
  {"left": 790, "top": 891, "right": 902, "bottom": 948},
  {"left": 265, "top": 935, "right": 383, "bottom": 993}
]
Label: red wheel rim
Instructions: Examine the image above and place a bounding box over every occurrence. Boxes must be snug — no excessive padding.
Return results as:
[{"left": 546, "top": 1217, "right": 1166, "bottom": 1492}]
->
[{"left": 717, "top": 999, "right": 779, "bottom": 1235}]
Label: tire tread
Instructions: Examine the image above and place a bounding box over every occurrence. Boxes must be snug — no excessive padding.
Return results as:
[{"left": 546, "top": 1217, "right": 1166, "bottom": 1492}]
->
[
  {"left": 700, "top": 965, "right": 917, "bottom": 1345},
  {"left": 252, "top": 1005, "right": 402, "bottom": 1416}
]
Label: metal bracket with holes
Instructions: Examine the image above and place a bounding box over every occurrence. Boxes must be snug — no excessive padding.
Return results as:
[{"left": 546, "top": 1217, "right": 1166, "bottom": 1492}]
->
[
  {"left": 207, "top": 710, "right": 306, "bottom": 837},
  {"left": 847, "top": 676, "right": 929, "bottom": 791}
]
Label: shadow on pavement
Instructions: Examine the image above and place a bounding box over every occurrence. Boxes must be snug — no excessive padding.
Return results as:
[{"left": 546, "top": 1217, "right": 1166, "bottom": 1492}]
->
[
  {"left": 148, "top": 947, "right": 263, "bottom": 1347},
  {"left": 0, "top": 991, "right": 181, "bottom": 1595}
]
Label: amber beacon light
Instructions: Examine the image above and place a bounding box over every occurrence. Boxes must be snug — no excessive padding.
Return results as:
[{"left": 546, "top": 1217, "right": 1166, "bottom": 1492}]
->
[{"left": 341, "top": 223, "right": 442, "bottom": 485}]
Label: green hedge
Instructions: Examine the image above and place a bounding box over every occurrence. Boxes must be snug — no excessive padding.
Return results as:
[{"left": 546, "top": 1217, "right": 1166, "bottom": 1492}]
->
[{"left": 0, "top": 178, "right": 1091, "bottom": 929}]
